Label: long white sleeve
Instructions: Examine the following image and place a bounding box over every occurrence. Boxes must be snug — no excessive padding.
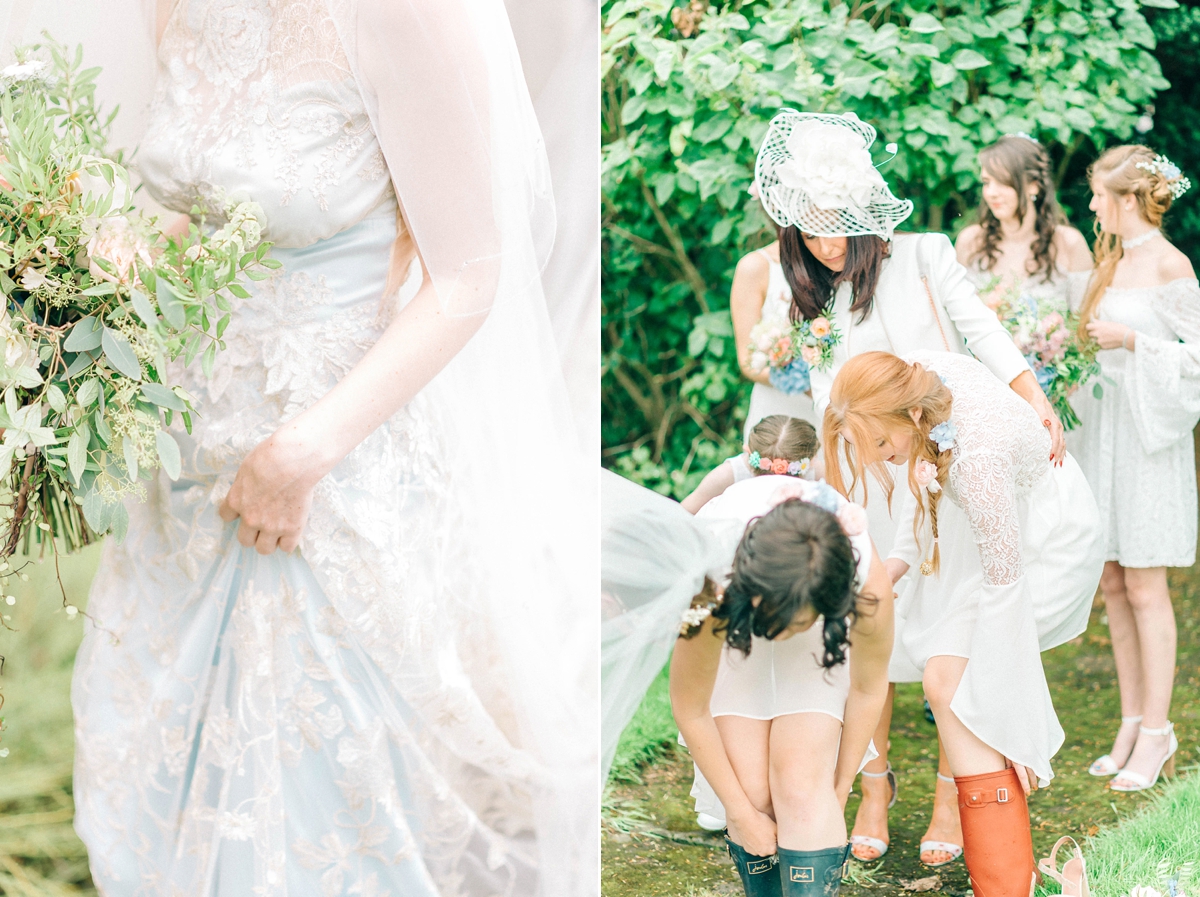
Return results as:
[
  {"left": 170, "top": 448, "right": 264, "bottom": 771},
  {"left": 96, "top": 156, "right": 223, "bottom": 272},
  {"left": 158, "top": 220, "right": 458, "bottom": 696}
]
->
[{"left": 1128, "top": 278, "right": 1200, "bottom": 453}]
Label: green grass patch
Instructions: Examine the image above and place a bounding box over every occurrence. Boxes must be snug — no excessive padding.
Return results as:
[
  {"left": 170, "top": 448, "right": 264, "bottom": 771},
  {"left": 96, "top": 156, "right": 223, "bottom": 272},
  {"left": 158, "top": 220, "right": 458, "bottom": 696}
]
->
[{"left": 609, "top": 661, "right": 680, "bottom": 784}]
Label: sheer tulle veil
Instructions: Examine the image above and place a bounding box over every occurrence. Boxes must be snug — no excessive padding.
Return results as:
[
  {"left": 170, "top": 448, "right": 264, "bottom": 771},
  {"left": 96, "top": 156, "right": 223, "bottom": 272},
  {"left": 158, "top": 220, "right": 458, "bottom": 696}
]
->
[{"left": 4, "top": 1, "right": 598, "bottom": 894}]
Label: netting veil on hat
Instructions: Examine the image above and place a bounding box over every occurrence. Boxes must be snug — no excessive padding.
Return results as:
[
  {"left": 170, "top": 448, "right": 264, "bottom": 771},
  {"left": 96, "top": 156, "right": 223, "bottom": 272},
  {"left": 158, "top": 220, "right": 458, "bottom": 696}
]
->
[{"left": 754, "top": 110, "right": 914, "bottom": 239}]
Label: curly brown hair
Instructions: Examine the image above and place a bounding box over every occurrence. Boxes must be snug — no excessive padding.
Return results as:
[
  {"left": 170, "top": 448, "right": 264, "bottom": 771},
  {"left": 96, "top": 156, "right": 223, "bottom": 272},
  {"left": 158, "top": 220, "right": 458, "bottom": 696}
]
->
[{"left": 969, "top": 136, "right": 1067, "bottom": 284}]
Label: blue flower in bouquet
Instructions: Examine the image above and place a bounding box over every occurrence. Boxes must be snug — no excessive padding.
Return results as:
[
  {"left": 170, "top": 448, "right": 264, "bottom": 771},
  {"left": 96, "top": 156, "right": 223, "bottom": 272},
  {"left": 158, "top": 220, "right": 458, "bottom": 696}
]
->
[
  {"left": 1032, "top": 361, "right": 1056, "bottom": 391},
  {"left": 769, "top": 357, "right": 811, "bottom": 395}
]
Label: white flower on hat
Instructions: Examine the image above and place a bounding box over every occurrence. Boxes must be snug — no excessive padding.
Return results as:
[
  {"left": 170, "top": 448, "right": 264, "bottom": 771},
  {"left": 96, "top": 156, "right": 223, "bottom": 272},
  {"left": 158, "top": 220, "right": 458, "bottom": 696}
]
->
[{"left": 777, "top": 120, "right": 886, "bottom": 211}]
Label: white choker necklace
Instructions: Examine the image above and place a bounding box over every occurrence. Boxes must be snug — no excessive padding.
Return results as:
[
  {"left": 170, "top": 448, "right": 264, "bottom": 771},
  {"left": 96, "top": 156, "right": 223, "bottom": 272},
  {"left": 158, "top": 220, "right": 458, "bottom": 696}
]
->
[{"left": 1123, "top": 228, "right": 1161, "bottom": 248}]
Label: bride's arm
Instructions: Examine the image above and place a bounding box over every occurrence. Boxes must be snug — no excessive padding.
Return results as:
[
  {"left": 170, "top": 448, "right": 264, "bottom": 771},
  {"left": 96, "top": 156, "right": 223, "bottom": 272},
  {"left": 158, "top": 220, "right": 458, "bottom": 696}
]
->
[
  {"left": 670, "top": 620, "right": 777, "bottom": 856},
  {"left": 218, "top": 261, "right": 484, "bottom": 553},
  {"left": 833, "top": 547, "right": 894, "bottom": 806}
]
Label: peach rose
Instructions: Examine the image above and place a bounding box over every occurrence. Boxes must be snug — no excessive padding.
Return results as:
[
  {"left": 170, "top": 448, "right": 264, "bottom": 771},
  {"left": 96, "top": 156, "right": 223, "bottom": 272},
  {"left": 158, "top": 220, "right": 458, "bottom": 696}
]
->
[
  {"left": 801, "top": 344, "right": 822, "bottom": 365},
  {"left": 809, "top": 317, "right": 831, "bottom": 338},
  {"left": 771, "top": 458, "right": 789, "bottom": 475}
]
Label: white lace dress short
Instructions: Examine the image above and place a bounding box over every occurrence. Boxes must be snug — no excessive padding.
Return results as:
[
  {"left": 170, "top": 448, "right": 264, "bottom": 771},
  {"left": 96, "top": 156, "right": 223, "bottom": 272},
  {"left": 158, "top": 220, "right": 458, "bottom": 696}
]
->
[
  {"left": 686, "top": 475, "right": 876, "bottom": 821},
  {"left": 1069, "top": 279, "right": 1200, "bottom": 567},
  {"left": 743, "top": 251, "right": 820, "bottom": 442},
  {"left": 887, "top": 353, "right": 1104, "bottom": 785}
]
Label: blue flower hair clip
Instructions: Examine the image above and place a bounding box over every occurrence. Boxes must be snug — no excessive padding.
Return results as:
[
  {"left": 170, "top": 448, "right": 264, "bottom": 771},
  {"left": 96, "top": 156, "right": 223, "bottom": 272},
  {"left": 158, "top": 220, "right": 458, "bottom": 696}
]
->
[{"left": 929, "top": 421, "right": 957, "bottom": 453}]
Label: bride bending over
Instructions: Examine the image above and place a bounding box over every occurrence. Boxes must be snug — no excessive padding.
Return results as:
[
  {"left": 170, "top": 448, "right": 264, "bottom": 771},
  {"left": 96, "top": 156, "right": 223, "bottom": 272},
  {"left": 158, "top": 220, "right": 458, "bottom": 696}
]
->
[{"left": 824, "top": 351, "right": 1103, "bottom": 896}]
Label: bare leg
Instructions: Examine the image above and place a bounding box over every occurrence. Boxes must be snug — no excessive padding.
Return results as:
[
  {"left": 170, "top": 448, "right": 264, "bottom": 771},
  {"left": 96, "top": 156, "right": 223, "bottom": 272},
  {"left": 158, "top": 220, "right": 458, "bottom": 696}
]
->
[
  {"left": 716, "top": 715, "right": 775, "bottom": 818},
  {"left": 922, "top": 656, "right": 1005, "bottom": 775},
  {"left": 1099, "top": 562, "right": 1144, "bottom": 768},
  {"left": 769, "top": 712, "right": 846, "bottom": 850},
  {"left": 849, "top": 683, "right": 894, "bottom": 859},
  {"left": 919, "top": 732, "right": 963, "bottom": 865},
  {"left": 1111, "top": 566, "right": 1177, "bottom": 788}
]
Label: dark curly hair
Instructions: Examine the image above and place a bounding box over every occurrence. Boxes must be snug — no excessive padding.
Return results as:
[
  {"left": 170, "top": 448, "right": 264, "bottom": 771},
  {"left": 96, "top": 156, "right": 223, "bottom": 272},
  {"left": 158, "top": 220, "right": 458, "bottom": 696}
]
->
[
  {"left": 712, "top": 499, "right": 862, "bottom": 668},
  {"left": 971, "top": 135, "right": 1067, "bottom": 283}
]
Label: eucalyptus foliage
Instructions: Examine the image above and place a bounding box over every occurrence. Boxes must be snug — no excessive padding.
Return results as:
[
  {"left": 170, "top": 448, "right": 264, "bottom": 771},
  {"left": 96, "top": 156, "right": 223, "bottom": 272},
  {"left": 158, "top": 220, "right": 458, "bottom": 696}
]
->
[
  {"left": 602, "top": 0, "right": 1173, "bottom": 496},
  {"left": 0, "top": 40, "right": 271, "bottom": 574}
]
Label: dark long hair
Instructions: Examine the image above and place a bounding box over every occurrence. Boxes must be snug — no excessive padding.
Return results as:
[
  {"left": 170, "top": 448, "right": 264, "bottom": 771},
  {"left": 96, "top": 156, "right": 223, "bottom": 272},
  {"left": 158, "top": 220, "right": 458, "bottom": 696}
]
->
[
  {"left": 779, "top": 226, "right": 890, "bottom": 324},
  {"left": 971, "top": 136, "right": 1067, "bottom": 283},
  {"left": 712, "top": 499, "right": 863, "bottom": 668}
]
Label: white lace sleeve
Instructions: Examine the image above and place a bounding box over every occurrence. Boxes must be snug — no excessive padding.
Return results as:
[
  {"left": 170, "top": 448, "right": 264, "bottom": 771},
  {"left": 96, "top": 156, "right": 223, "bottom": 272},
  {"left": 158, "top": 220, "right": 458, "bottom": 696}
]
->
[
  {"left": 950, "top": 451, "right": 1023, "bottom": 586},
  {"left": 1129, "top": 279, "right": 1200, "bottom": 453}
]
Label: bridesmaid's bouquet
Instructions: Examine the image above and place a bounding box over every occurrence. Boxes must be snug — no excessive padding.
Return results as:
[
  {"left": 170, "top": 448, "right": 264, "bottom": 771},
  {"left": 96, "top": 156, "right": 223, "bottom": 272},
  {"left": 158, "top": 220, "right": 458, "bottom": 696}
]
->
[
  {"left": 0, "top": 41, "right": 273, "bottom": 564},
  {"left": 745, "top": 314, "right": 839, "bottom": 395},
  {"left": 994, "top": 289, "right": 1100, "bottom": 431}
]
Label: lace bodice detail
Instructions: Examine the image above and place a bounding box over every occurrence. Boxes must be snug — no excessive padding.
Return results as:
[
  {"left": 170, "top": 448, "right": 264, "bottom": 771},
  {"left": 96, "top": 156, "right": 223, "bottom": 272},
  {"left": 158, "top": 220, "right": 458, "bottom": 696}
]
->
[
  {"left": 906, "top": 352, "right": 1050, "bottom": 585},
  {"left": 138, "top": 0, "right": 394, "bottom": 247}
]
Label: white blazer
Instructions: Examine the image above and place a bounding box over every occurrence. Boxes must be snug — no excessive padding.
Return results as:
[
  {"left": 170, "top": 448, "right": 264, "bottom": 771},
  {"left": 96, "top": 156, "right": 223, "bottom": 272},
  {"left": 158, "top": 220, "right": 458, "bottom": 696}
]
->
[{"left": 809, "top": 233, "right": 1031, "bottom": 414}]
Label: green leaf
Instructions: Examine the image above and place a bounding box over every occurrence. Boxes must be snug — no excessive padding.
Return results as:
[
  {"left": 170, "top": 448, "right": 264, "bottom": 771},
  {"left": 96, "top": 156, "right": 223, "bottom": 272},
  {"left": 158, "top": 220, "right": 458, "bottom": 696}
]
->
[
  {"left": 101, "top": 328, "right": 143, "bottom": 380},
  {"left": 908, "top": 12, "right": 944, "bottom": 33},
  {"left": 951, "top": 49, "right": 990, "bottom": 70},
  {"left": 111, "top": 501, "right": 129, "bottom": 543},
  {"left": 76, "top": 378, "right": 101, "bottom": 407},
  {"left": 157, "top": 279, "right": 186, "bottom": 329},
  {"left": 81, "top": 488, "right": 113, "bottom": 532},
  {"left": 155, "top": 430, "right": 181, "bottom": 481},
  {"left": 141, "top": 382, "right": 186, "bottom": 411},
  {"left": 63, "top": 317, "right": 102, "bottom": 352},
  {"left": 129, "top": 288, "right": 158, "bottom": 326},
  {"left": 46, "top": 384, "right": 66, "bottom": 413},
  {"left": 202, "top": 341, "right": 217, "bottom": 380},
  {"left": 900, "top": 42, "right": 941, "bottom": 58},
  {"left": 930, "top": 60, "right": 958, "bottom": 88},
  {"left": 68, "top": 424, "right": 90, "bottom": 485},
  {"left": 622, "top": 94, "right": 648, "bottom": 125},
  {"left": 1139, "top": 0, "right": 1179, "bottom": 7},
  {"left": 227, "top": 283, "right": 251, "bottom": 299}
]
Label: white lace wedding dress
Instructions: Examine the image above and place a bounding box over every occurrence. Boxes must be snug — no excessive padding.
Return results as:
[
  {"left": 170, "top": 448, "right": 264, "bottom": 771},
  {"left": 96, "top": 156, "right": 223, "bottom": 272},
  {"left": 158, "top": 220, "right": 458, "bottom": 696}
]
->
[
  {"left": 70, "top": 3, "right": 588, "bottom": 895},
  {"left": 887, "top": 352, "right": 1104, "bottom": 784}
]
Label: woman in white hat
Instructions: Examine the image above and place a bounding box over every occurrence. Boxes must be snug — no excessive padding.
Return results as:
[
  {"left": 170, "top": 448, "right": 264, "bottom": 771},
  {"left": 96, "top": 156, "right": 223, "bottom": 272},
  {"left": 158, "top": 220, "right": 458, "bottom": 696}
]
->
[{"left": 753, "top": 110, "right": 1079, "bottom": 869}]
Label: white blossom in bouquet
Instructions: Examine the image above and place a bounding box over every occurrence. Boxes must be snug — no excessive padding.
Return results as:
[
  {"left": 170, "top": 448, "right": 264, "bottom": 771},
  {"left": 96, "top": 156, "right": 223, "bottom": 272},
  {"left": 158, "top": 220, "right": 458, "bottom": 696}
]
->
[
  {"left": 209, "top": 201, "right": 264, "bottom": 253},
  {"left": 777, "top": 120, "right": 886, "bottom": 210},
  {"left": 0, "top": 60, "right": 48, "bottom": 85},
  {"left": 0, "top": 311, "right": 39, "bottom": 383},
  {"left": 70, "top": 155, "right": 134, "bottom": 211}
]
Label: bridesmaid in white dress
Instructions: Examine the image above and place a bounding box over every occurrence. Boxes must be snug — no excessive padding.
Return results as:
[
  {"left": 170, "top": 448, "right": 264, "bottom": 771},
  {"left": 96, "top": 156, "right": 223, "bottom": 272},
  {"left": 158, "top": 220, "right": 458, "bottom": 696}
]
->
[
  {"left": 955, "top": 134, "right": 1093, "bottom": 316},
  {"left": 731, "top": 237, "right": 821, "bottom": 442},
  {"left": 753, "top": 110, "right": 1064, "bottom": 867},
  {"left": 824, "top": 350, "right": 1103, "bottom": 897},
  {"left": 69, "top": 2, "right": 593, "bottom": 895},
  {"left": 1072, "top": 145, "right": 1199, "bottom": 793},
  {"left": 674, "top": 476, "right": 892, "bottom": 896}
]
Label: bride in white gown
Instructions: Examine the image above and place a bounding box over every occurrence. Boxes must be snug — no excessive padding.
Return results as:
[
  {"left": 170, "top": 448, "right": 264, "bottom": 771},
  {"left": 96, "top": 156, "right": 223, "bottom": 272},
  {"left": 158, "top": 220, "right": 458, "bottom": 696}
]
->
[{"left": 66, "top": 2, "right": 595, "bottom": 895}]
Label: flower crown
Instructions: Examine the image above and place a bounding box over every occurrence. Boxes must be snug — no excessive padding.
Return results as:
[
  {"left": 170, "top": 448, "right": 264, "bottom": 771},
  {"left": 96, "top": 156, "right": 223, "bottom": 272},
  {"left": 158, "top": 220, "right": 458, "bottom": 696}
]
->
[
  {"left": 1135, "top": 154, "right": 1192, "bottom": 200},
  {"left": 749, "top": 451, "right": 813, "bottom": 478}
]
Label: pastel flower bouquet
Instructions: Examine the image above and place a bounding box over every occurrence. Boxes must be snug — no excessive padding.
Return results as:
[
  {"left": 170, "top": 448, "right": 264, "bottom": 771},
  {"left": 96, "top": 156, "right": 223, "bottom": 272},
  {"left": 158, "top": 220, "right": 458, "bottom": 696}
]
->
[
  {"left": 746, "top": 313, "right": 840, "bottom": 395},
  {"left": 0, "top": 42, "right": 273, "bottom": 574},
  {"left": 993, "top": 288, "right": 1100, "bottom": 431}
]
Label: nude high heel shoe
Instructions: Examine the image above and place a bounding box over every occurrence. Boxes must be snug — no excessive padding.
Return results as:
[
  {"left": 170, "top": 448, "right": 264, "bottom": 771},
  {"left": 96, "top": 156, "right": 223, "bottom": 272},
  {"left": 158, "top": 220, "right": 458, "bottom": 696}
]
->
[{"left": 1038, "top": 836, "right": 1090, "bottom": 897}]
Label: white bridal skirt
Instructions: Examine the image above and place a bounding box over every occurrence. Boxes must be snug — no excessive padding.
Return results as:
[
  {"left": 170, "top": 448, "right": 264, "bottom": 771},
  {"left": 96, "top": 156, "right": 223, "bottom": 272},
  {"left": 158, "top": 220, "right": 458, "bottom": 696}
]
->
[
  {"left": 890, "top": 454, "right": 1103, "bottom": 784},
  {"left": 72, "top": 212, "right": 590, "bottom": 896}
]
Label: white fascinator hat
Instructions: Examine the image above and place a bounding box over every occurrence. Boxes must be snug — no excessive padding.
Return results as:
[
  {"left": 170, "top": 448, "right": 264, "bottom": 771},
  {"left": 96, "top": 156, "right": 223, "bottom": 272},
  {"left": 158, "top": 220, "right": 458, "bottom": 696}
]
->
[{"left": 754, "top": 110, "right": 914, "bottom": 239}]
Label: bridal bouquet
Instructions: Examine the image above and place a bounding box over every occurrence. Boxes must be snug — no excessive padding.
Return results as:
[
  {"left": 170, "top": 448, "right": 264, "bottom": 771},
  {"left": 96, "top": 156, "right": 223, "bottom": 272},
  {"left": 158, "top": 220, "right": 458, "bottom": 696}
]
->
[
  {"left": 994, "top": 289, "right": 1100, "bottom": 431},
  {"left": 746, "top": 314, "right": 839, "bottom": 395},
  {"left": 0, "top": 41, "right": 273, "bottom": 564}
]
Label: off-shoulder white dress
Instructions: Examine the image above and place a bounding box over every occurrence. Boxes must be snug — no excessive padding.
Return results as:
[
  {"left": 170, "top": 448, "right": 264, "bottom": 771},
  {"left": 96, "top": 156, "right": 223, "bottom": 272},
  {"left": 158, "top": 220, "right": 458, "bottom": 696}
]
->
[
  {"left": 1070, "top": 279, "right": 1200, "bottom": 567},
  {"left": 887, "top": 352, "right": 1104, "bottom": 785}
]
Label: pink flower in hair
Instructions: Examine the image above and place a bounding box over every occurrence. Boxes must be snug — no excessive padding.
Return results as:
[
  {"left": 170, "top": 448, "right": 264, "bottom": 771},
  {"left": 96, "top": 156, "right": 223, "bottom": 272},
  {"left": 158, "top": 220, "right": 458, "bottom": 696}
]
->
[
  {"left": 914, "top": 459, "right": 941, "bottom": 493},
  {"left": 771, "top": 458, "right": 789, "bottom": 475},
  {"left": 837, "top": 502, "right": 868, "bottom": 536},
  {"left": 768, "top": 480, "right": 810, "bottom": 508}
]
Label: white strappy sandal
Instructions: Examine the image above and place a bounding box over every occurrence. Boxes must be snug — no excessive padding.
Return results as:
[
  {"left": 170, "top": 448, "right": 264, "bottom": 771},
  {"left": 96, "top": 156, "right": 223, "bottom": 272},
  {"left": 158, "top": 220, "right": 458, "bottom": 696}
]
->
[
  {"left": 849, "top": 764, "right": 896, "bottom": 861},
  {"left": 1088, "top": 715, "right": 1142, "bottom": 776},
  {"left": 919, "top": 773, "right": 963, "bottom": 868},
  {"left": 1109, "top": 721, "right": 1177, "bottom": 792}
]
